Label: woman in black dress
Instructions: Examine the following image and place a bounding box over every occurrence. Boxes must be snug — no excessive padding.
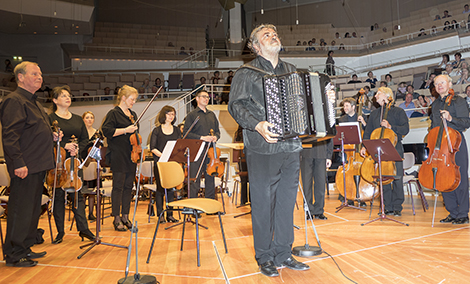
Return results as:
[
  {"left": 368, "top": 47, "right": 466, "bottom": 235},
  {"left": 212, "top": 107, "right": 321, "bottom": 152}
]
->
[
  {"left": 101, "top": 85, "right": 139, "bottom": 231},
  {"left": 49, "top": 85, "right": 95, "bottom": 244},
  {"left": 149, "top": 105, "right": 181, "bottom": 223}
]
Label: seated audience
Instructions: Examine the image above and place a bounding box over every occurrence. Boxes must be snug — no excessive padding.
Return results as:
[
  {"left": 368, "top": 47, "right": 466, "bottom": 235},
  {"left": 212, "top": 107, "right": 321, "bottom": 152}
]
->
[
  {"left": 453, "top": 53, "right": 465, "bottom": 69},
  {"left": 414, "top": 94, "right": 431, "bottom": 116},
  {"left": 465, "top": 85, "right": 470, "bottom": 108},
  {"left": 4, "top": 59, "right": 13, "bottom": 73},
  {"left": 418, "top": 28, "right": 426, "bottom": 37},
  {"left": 438, "top": 54, "right": 450, "bottom": 69},
  {"left": 420, "top": 73, "right": 436, "bottom": 89},
  {"left": 352, "top": 32, "right": 357, "bottom": 38},
  {"left": 434, "top": 15, "right": 441, "bottom": 21},
  {"left": 379, "top": 80, "right": 387, "bottom": 87},
  {"left": 385, "top": 74, "right": 394, "bottom": 86},
  {"left": 344, "top": 32, "right": 350, "bottom": 38},
  {"left": 335, "top": 32, "right": 340, "bottom": 39},
  {"left": 339, "top": 43, "right": 345, "bottom": 50},
  {"left": 330, "top": 40, "right": 338, "bottom": 50},
  {"left": 444, "top": 21, "right": 451, "bottom": 31},
  {"left": 464, "top": 4, "right": 470, "bottom": 14},
  {"left": 406, "top": 84, "right": 420, "bottom": 99},
  {"left": 451, "top": 19, "right": 459, "bottom": 29},
  {"left": 444, "top": 63, "right": 459, "bottom": 77},
  {"left": 396, "top": 82, "right": 407, "bottom": 100},
  {"left": 399, "top": 93, "right": 416, "bottom": 118},
  {"left": 152, "top": 77, "right": 164, "bottom": 93},
  {"left": 348, "top": 74, "right": 362, "bottom": 84},
  {"left": 443, "top": 10, "right": 452, "bottom": 18},
  {"left": 456, "top": 68, "right": 470, "bottom": 84},
  {"left": 306, "top": 41, "right": 316, "bottom": 51},
  {"left": 365, "top": 71, "right": 377, "bottom": 88},
  {"left": 179, "top": 47, "right": 188, "bottom": 55}
]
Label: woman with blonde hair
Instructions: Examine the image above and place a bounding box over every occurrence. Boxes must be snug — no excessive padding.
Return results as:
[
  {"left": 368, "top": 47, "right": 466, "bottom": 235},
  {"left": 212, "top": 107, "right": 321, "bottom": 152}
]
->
[{"left": 101, "top": 85, "right": 139, "bottom": 231}]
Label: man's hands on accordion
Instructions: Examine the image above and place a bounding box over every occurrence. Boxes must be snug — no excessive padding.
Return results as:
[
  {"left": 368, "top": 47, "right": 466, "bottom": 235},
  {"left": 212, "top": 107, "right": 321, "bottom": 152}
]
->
[{"left": 255, "top": 121, "right": 279, "bottom": 143}]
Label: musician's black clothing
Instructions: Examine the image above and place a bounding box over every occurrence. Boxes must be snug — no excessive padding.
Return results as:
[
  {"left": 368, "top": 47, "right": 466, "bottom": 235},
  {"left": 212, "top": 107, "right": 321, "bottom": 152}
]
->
[
  {"left": 301, "top": 139, "right": 333, "bottom": 216},
  {"left": 102, "top": 106, "right": 138, "bottom": 217},
  {"left": 0, "top": 87, "right": 54, "bottom": 263},
  {"left": 430, "top": 94, "right": 470, "bottom": 219},
  {"left": 183, "top": 106, "right": 220, "bottom": 199},
  {"left": 49, "top": 113, "right": 91, "bottom": 236},
  {"left": 149, "top": 125, "right": 181, "bottom": 218},
  {"left": 229, "top": 55, "right": 301, "bottom": 266},
  {"left": 363, "top": 105, "right": 409, "bottom": 212},
  {"left": 338, "top": 113, "right": 367, "bottom": 129}
]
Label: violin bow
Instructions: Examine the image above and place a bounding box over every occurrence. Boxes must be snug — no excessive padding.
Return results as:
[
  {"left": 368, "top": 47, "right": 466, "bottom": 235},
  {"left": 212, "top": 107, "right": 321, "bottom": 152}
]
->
[
  {"left": 51, "top": 120, "right": 61, "bottom": 214},
  {"left": 133, "top": 86, "right": 163, "bottom": 126}
]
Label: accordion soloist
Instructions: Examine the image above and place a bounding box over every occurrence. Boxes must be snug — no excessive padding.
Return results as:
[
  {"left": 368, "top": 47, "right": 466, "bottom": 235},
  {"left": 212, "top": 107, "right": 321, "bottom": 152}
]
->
[{"left": 263, "top": 71, "right": 336, "bottom": 143}]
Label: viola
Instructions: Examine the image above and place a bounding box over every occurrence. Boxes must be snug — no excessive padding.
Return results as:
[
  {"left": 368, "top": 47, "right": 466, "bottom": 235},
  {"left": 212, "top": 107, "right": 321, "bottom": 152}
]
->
[
  {"left": 361, "top": 97, "right": 397, "bottom": 185},
  {"left": 46, "top": 120, "right": 68, "bottom": 188},
  {"left": 128, "top": 114, "right": 143, "bottom": 164},
  {"left": 336, "top": 91, "right": 377, "bottom": 202},
  {"left": 63, "top": 135, "right": 83, "bottom": 191},
  {"left": 206, "top": 129, "right": 225, "bottom": 178},
  {"left": 418, "top": 91, "right": 461, "bottom": 192}
]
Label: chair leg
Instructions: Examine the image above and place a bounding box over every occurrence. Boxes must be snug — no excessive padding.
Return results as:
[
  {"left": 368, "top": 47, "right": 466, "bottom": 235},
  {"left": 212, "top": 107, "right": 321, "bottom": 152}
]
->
[
  {"left": 233, "top": 181, "right": 239, "bottom": 205},
  {"left": 414, "top": 180, "right": 429, "bottom": 212},
  {"left": 408, "top": 181, "right": 416, "bottom": 215},
  {"left": 146, "top": 210, "right": 164, "bottom": 264},
  {"left": 0, "top": 213, "right": 4, "bottom": 260},
  {"left": 180, "top": 215, "right": 186, "bottom": 251},
  {"left": 218, "top": 212, "right": 228, "bottom": 254},
  {"left": 218, "top": 187, "right": 226, "bottom": 214},
  {"left": 194, "top": 210, "right": 200, "bottom": 267}
]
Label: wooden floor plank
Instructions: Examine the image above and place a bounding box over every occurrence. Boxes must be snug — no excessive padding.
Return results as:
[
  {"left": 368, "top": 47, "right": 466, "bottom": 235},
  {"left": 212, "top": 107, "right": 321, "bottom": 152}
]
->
[{"left": 1, "top": 189, "right": 470, "bottom": 283}]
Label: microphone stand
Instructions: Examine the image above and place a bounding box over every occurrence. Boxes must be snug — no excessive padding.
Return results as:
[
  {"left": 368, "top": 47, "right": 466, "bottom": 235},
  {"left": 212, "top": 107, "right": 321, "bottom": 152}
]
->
[
  {"left": 118, "top": 145, "right": 158, "bottom": 284},
  {"left": 76, "top": 138, "right": 128, "bottom": 259}
]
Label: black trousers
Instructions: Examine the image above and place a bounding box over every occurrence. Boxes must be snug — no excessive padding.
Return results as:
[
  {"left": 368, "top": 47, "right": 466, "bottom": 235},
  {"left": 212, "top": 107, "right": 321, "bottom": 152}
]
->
[
  {"left": 112, "top": 171, "right": 134, "bottom": 216},
  {"left": 4, "top": 171, "right": 45, "bottom": 263},
  {"left": 245, "top": 150, "right": 300, "bottom": 266},
  {"left": 300, "top": 157, "right": 327, "bottom": 215},
  {"left": 383, "top": 160, "right": 404, "bottom": 212},
  {"left": 442, "top": 138, "right": 469, "bottom": 219},
  {"left": 189, "top": 157, "right": 215, "bottom": 199},
  {"left": 53, "top": 188, "right": 89, "bottom": 234},
  {"left": 153, "top": 164, "right": 174, "bottom": 218}
]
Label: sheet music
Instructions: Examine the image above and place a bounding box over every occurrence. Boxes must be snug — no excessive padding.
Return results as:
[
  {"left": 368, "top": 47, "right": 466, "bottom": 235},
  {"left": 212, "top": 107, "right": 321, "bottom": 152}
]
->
[
  {"left": 338, "top": 121, "right": 362, "bottom": 143},
  {"left": 194, "top": 142, "right": 206, "bottom": 161},
  {"left": 159, "top": 141, "right": 176, "bottom": 162}
]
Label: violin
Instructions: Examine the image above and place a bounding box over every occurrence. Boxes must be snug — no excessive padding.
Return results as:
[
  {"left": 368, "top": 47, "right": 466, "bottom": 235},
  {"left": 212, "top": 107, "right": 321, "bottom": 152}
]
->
[
  {"left": 418, "top": 91, "right": 461, "bottom": 192},
  {"left": 46, "top": 120, "right": 68, "bottom": 188},
  {"left": 128, "top": 114, "right": 142, "bottom": 164},
  {"left": 361, "top": 97, "right": 397, "bottom": 185},
  {"left": 206, "top": 129, "right": 225, "bottom": 177},
  {"left": 63, "top": 135, "right": 83, "bottom": 191},
  {"left": 336, "top": 91, "right": 378, "bottom": 202}
]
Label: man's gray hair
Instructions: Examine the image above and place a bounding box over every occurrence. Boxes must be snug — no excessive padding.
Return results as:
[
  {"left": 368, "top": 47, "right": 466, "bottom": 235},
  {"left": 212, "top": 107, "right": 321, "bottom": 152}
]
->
[
  {"left": 14, "top": 61, "right": 38, "bottom": 81},
  {"left": 248, "top": 24, "right": 279, "bottom": 54}
]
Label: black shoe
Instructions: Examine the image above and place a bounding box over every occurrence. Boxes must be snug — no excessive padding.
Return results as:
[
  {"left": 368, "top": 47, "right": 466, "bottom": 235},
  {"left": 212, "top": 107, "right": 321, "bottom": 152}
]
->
[
  {"left": 378, "top": 210, "right": 394, "bottom": 216},
  {"left": 360, "top": 201, "right": 367, "bottom": 207},
  {"left": 88, "top": 214, "right": 96, "bottom": 221},
  {"left": 6, "top": 258, "right": 38, "bottom": 267},
  {"left": 281, "top": 256, "right": 310, "bottom": 271},
  {"left": 159, "top": 218, "right": 167, "bottom": 224},
  {"left": 306, "top": 213, "right": 313, "bottom": 220},
  {"left": 113, "top": 221, "right": 127, "bottom": 231},
  {"left": 122, "top": 220, "right": 133, "bottom": 230},
  {"left": 394, "top": 211, "right": 402, "bottom": 217},
  {"left": 338, "top": 195, "right": 345, "bottom": 202},
  {"left": 440, "top": 215, "right": 455, "bottom": 223},
  {"left": 52, "top": 232, "right": 64, "bottom": 244},
  {"left": 452, "top": 217, "right": 469, "bottom": 224},
  {"left": 347, "top": 200, "right": 355, "bottom": 206},
  {"left": 259, "top": 260, "right": 279, "bottom": 277},
  {"left": 79, "top": 230, "right": 96, "bottom": 241},
  {"left": 26, "top": 251, "right": 46, "bottom": 259},
  {"left": 314, "top": 214, "right": 328, "bottom": 220},
  {"left": 166, "top": 216, "right": 179, "bottom": 223}
]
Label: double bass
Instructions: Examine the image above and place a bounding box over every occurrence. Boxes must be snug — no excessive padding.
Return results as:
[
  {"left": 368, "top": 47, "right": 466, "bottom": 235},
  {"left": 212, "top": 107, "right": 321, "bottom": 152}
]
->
[
  {"left": 418, "top": 91, "right": 461, "bottom": 192},
  {"left": 335, "top": 91, "right": 377, "bottom": 203},
  {"left": 361, "top": 96, "right": 397, "bottom": 185}
]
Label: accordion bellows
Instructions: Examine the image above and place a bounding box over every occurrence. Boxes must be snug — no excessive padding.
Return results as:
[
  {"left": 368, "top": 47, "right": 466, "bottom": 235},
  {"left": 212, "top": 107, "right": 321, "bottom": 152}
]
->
[{"left": 263, "top": 71, "right": 336, "bottom": 143}]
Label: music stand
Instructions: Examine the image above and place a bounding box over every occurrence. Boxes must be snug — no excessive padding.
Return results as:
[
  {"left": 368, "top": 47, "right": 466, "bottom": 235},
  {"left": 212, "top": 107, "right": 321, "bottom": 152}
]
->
[
  {"left": 160, "top": 139, "right": 208, "bottom": 230},
  {"left": 360, "top": 139, "right": 409, "bottom": 226},
  {"left": 333, "top": 123, "right": 365, "bottom": 213}
]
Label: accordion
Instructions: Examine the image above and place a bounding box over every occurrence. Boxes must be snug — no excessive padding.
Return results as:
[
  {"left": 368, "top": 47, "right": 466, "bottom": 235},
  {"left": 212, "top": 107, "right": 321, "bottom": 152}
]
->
[{"left": 263, "top": 71, "right": 336, "bottom": 143}]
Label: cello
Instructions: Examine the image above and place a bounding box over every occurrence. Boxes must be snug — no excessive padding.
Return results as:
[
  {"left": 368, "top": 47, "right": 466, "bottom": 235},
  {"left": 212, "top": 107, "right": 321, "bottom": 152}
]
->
[
  {"left": 418, "top": 91, "right": 461, "bottom": 192},
  {"left": 361, "top": 96, "right": 397, "bottom": 185},
  {"left": 336, "top": 92, "right": 378, "bottom": 202}
]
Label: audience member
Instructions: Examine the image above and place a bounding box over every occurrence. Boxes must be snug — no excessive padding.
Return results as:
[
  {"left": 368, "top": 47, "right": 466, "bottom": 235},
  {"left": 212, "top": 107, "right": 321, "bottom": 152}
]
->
[
  {"left": 344, "top": 32, "right": 350, "bottom": 38},
  {"left": 189, "top": 47, "right": 194, "bottom": 55},
  {"left": 168, "top": 42, "right": 174, "bottom": 47},
  {"left": 434, "top": 15, "right": 441, "bottom": 21},
  {"left": 4, "top": 59, "right": 13, "bottom": 73},
  {"left": 459, "top": 61, "right": 469, "bottom": 75},
  {"left": 335, "top": 32, "right": 340, "bottom": 39},
  {"left": 152, "top": 77, "right": 164, "bottom": 93},
  {"left": 302, "top": 41, "right": 307, "bottom": 46},
  {"left": 456, "top": 68, "right": 470, "bottom": 84},
  {"left": 348, "top": 74, "right": 361, "bottom": 84},
  {"left": 396, "top": 82, "right": 407, "bottom": 100},
  {"left": 420, "top": 73, "right": 436, "bottom": 89},
  {"left": 220, "top": 76, "right": 232, "bottom": 104},
  {"left": 418, "top": 28, "right": 426, "bottom": 37},
  {"left": 296, "top": 41, "right": 301, "bottom": 46},
  {"left": 465, "top": 85, "right": 470, "bottom": 108},
  {"left": 385, "top": 73, "right": 394, "bottom": 86},
  {"left": 379, "top": 80, "right": 387, "bottom": 87},
  {"left": 464, "top": 4, "right": 470, "bottom": 14},
  {"left": 211, "top": 71, "right": 220, "bottom": 81},
  {"left": 140, "top": 78, "right": 151, "bottom": 98},
  {"left": 443, "top": 10, "right": 452, "bottom": 18},
  {"left": 431, "top": 25, "right": 438, "bottom": 35},
  {"left": 339, "top": 43, "right": 345, "bottom": 50},
  {"left": 306, "top": 41, "right": 316, "bottom": 51},
  {"left": 103, "top": 86, "right": 113, "bottom": 100},
  {"left": 211, "top": 77, "right": 221, "bottom": 104},
  {"left": 352, "top": 32, "right": 357, "bottom": 38},
  {"left": 415, "top": 94, "right": 431, "bottom": 116},
  {"left": 330, "top": 40, "right": 338, "bottom": 50},
  {"left": 406, "top": 84, "right": 420, "bottom": 99},
  {"left": 311, "top": 38, "right": 317, "bottom": 45},
  {"left": 399, "top": 93, "right": 416, "bottom": 118},
  {"left": 444, "top": 21, "right": 451, "bottom": 31},
  {"left": 451, "top": 19, "right": 459, "bottom": 29},
  {"left": 382, "top": 27, "right": 387, "bottom": 33},
  {"left": 325, "top": 50, "right": 335, "bottom": 76},
  {"left": 452, "top": 52, "right": 465, "bottom": 69},
  {"left": 444, "top": 63, "right": 459, "bottom": 77},
  {"left": 365, "top": 71, "right": 377, "bottom": 88},
  {"left": 179, "top": 47, "right": 188, "bottom": 55},
  {"left": 439, "top": 54, "right": 450, "bottom": 68}
]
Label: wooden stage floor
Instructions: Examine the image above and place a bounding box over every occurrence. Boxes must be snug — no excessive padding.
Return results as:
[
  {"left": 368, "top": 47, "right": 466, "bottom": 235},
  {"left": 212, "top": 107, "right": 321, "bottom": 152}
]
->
[{"left": 1, "top": 189, "right": 470, "bottom": 284}]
